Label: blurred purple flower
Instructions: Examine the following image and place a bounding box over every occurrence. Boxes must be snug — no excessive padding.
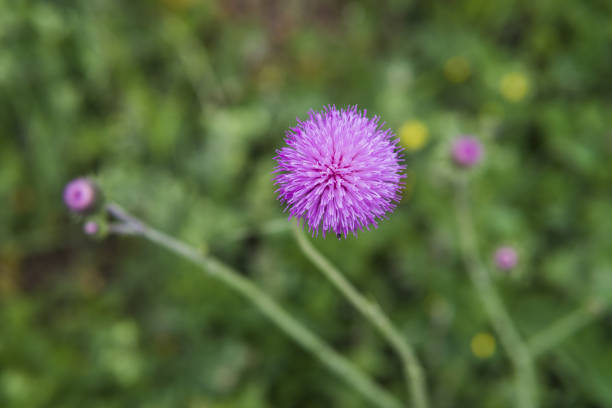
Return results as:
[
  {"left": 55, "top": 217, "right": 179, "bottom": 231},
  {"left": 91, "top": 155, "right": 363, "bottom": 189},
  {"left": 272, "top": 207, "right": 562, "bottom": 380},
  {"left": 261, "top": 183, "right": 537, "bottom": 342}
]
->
[
  {"left": 83, "top": 221, "right": 99, "bottom": 235},
  {"left": 63, "top": 178, "right": 97, "bottom": 212},
  {"left": 274, "top": 105, "right": 405, "bottom": 238},
  {"left": 494, "top": 246, "right": 518, "bottom": 270},
  {"left": 451, "top": 136, "right": 483, "bottom": 167}
]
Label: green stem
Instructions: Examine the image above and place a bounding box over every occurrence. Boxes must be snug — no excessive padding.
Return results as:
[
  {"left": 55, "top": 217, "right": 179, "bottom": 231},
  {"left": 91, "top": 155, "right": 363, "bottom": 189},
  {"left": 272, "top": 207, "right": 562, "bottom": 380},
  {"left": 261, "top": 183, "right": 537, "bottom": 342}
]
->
[
  {"left": 105, "top": 204, "right": 402, "bottom": 408},
  {"left": 293, "top": 223, "right": 428, "bottom": 408},
  {"left": 528, "top": 299, "right": 606, "bottom": 357},
  {"left": 453, "top": 181, "right": 538, "bottom": 408}
]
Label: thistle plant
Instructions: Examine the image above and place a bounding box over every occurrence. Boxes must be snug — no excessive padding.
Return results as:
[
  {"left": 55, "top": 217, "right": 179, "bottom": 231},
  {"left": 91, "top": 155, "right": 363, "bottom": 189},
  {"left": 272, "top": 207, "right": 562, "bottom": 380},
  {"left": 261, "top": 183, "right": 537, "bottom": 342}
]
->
[
  {"left": 65, "top": 107, "right": 607, "bottom": 408},
  {"left": 63, "top": 178, "right": 98, "bottom": 213},
  {"left": 274, "top": 106, "right": 427, "bottom": 407},
  {"left": 83, "top": 220, "right": 99, "bottom": 236},
  {"left": 451, "top": 135, "right": 484, "bottom": 167},
  {"left": 273, "top": 105, "right": 405, "bottom": 238},
  {"left": 494, "top": 246, "right": 519, "bottom": 271}
]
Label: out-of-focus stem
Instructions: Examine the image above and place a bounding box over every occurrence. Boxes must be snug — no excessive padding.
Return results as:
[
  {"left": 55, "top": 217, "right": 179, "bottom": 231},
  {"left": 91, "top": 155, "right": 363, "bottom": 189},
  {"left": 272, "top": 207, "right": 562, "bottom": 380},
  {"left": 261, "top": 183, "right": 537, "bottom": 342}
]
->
[
  {"left": 453, "top": 181, "right": 538, "bottom": 408},
  {"left": 528, "top": 299, "right": 607, "bottom": 357},
  {"left": 105, "top": 203, "right": 402, "bottom": 408},
  {"left": 293, "top": 223, "right": 429, "bottom": 408}
]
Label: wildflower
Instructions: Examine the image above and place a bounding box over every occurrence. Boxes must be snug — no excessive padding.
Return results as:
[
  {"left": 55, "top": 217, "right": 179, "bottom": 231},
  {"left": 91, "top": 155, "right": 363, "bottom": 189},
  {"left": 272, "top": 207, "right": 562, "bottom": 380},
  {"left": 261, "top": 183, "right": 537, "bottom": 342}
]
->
[
  {"left": 83, "top": 221, "right": 99, "bottom": 235},
  {"left": 471, "top": 332, "right": 496, "bottom": 359},
  {"left": 451, "top": 136, "right": 484, "bottom": 167},
  {"left": 274, "top": 105, "right": 405, "bottom": 238},
  {"left": 500, "top": 72, "right": 529, "bottom": 102},
  {"left": 494, "top": 246, "right": 518, "bottom": 270},
  {"left": 399, "top": 120, "right": 429, "bottom": 151},
  {"left": 63, "top": 178, "right": 97, "bottom": 212},
  {"left": 444, "top": 56, "right": 471, "bottom": 83}
]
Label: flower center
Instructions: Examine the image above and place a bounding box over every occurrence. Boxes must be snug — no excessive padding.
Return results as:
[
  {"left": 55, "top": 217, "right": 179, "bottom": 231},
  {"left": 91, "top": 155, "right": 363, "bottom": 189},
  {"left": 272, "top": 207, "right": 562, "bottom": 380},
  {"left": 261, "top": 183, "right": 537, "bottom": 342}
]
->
[{"left": 323, "top": 163, "right": 351, "bottom": 184}]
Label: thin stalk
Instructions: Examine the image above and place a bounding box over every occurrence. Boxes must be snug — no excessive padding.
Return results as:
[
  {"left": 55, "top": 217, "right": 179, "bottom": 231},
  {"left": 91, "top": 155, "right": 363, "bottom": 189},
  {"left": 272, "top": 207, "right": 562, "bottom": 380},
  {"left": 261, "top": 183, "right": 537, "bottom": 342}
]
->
[
  {"left": 453, "top": 181, "right": 537, "bottom": 408},
  {"left": 105, "top": 204, "right": 402, "bottom": 408},
  {"left": 528, "top": 299, "right": 606, "bottom": 357},
  {"left": 292, "top": 223, "right": 428, "bottom": 408}
]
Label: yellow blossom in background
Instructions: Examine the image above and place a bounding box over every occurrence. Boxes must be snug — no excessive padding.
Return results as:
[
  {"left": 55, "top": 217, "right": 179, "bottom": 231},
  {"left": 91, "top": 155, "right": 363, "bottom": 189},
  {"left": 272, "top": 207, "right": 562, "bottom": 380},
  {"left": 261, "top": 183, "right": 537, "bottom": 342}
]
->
[
  {"left": 500, "top": 72, "right": 529, "bottom": 102},
  {"left": 399, "top": 120, "right": 429, "bottom": 151},
  {"left": 471, "top": 332, "right": 496, "bottom": 359},
  {"left": 444, "top": 56, "right": 471, "bottom": 83}
]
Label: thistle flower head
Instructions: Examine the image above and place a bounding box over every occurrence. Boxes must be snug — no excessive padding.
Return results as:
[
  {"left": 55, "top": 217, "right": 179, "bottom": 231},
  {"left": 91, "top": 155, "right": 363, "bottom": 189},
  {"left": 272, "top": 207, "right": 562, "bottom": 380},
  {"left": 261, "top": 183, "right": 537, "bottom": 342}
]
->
[
  {"left": 274, "top": 105, "right": 405, "bottom": 238},
  {"left": 63, "top": 178, "right": 97, "bottom": 212},
  {"left": 83, "top": 221, "right": 99, "bottom": 235},
  {"left": 451, "top": 136, "right": 483, "bottom": 167},
  {"left": 494, "top": 246, "right": 518, "bottom": 270}
]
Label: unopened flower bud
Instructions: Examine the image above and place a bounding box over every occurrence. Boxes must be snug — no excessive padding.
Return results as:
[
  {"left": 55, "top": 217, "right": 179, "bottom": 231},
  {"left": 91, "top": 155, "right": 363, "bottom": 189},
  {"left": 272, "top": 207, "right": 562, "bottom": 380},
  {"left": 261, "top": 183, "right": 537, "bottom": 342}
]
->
[
  {"left": 83, "top": 221, "right": 99, "bottom": 235},
  {"left": 494, "top": 246, "right": 518, "bottom": 270},
  {"left": 63, "top": 178, "right": 97, "bottom": 212},
  {"left": 451, "top": 136, "right": 484, "bottom": 167}
]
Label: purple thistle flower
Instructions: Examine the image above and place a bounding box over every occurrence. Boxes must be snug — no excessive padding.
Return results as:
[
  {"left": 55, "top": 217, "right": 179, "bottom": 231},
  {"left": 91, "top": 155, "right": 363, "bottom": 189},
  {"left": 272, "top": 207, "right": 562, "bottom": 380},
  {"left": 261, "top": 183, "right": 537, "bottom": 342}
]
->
[
  {"left": 494, "top": 246, "right": 518, "bottom": 270},
  {"left": 273, "top": 105, "right": 405, "bottom": 238},
  {"left": 83, "top": 221, "right": 99, "bottom": 235},
  {"left": 451, "top": 136, "right": 484, "bottom": 167},
  {"left": 63, "top": 178, "right": 97, "bottom": 212}
]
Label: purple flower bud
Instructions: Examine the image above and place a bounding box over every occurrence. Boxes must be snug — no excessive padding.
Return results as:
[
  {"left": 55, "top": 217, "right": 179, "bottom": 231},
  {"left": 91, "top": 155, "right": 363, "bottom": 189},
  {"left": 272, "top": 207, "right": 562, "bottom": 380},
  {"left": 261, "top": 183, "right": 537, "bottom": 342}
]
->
[
  {"left": 63, "top": 178, "right": 97, "bottom": 212},
  {"left": 494, "top": 246, "right": 518, "bottom": 270},
  {"left": 451, "top": 136, "right": 484, "bottom": 167},
  {"left": 83, "top": 221, "right": 99, "bottom": 235}
]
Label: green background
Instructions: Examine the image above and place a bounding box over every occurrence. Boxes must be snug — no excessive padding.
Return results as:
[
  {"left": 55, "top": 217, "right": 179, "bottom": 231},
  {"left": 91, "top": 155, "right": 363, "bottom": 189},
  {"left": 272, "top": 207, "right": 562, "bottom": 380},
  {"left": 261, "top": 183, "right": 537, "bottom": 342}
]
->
[{"left": 1, "top": 0, "right": 612, "bottom": 406}]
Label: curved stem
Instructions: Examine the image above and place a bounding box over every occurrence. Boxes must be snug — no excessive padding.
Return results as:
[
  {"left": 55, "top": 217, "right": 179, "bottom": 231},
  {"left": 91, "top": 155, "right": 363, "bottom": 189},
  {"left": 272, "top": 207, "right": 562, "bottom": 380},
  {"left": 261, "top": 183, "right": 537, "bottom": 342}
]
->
[
  {"left": 528, "top": 299, "right": 607, "bottom": 357},
  {"left": 293, "top": 223, "right": 428, "bottom": 408},
  {"left": 453, "top": 180, "right": 537, "bottom": 408},
  {"left": 105, "top": 204, "right": 402, "bottom": 408}
]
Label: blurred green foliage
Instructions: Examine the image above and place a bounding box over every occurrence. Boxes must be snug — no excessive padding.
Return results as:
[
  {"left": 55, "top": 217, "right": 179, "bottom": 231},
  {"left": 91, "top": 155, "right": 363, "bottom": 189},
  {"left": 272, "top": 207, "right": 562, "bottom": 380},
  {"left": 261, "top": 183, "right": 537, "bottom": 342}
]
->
[{"left": 2, "top": 0, "right": 612, "bottom": 406}]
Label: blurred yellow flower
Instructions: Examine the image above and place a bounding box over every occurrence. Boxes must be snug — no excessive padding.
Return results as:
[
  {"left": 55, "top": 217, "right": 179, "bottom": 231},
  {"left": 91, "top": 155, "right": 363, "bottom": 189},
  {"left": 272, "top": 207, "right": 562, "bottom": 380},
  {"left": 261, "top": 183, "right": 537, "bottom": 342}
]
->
[
  {"left": 471, "top": 332, "right": 496, "bottom": 359},
  {"left": 500, "top": 72, "right": 529, "bottom": 102},
  {"left": 399, "top": 120, "right": 429, "bottom": 151},
  {"left": 444, "top": 56, "right": 471, "bottom": 83}
]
